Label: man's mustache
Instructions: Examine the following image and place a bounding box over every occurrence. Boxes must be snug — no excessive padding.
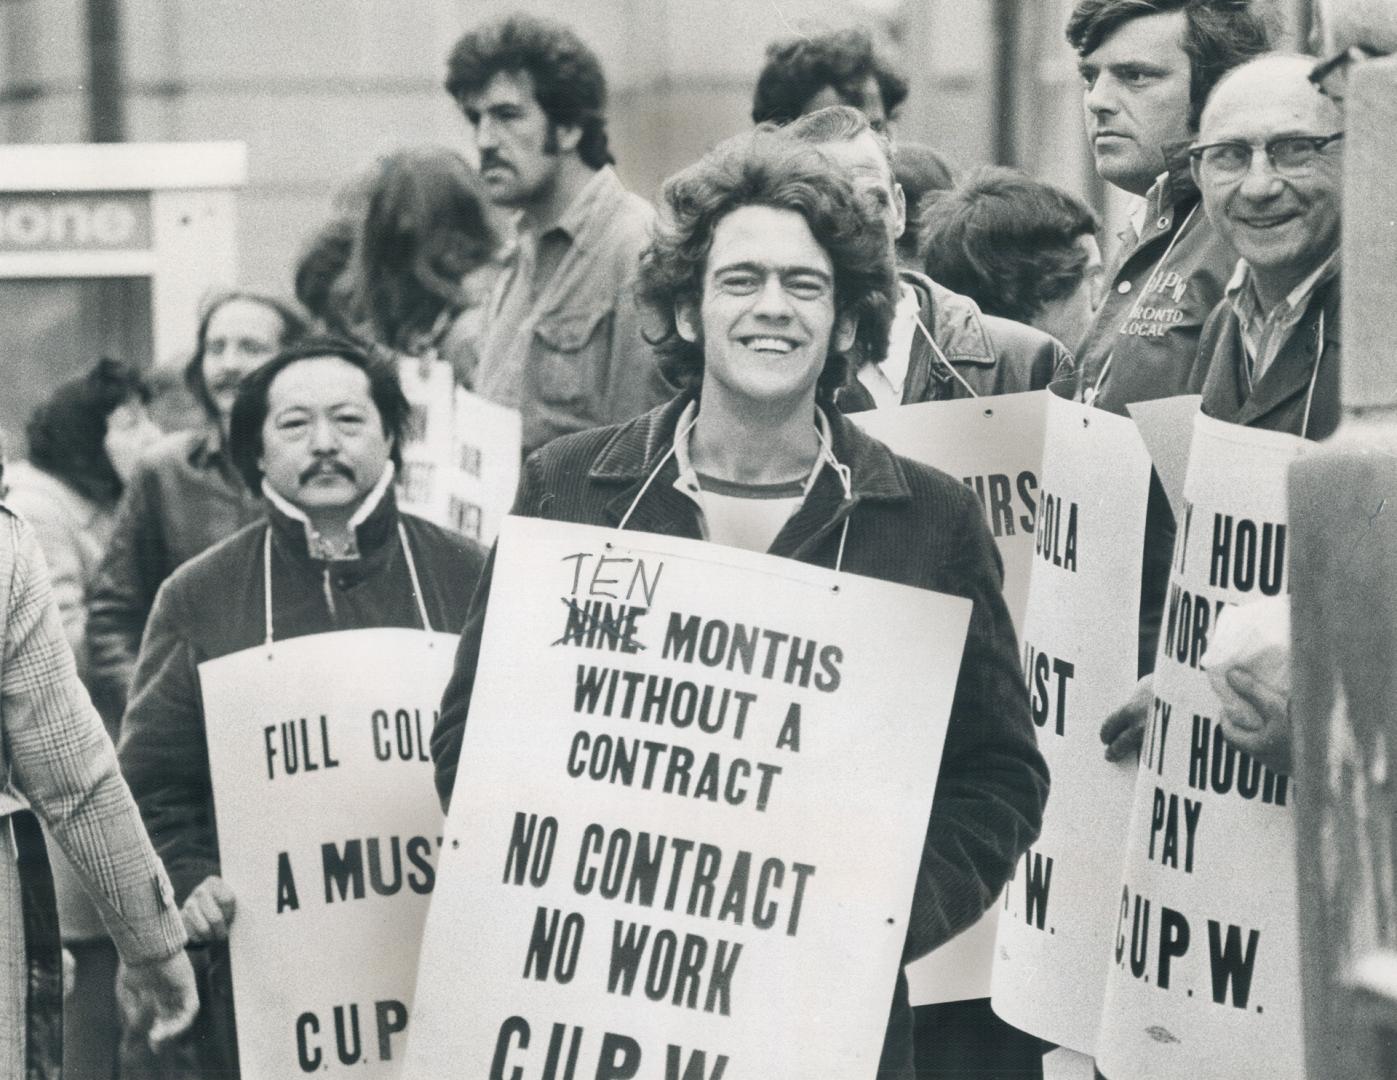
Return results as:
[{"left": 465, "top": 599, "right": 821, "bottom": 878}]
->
[
  {"left": 209, "top": 373, "right": 244, "bottom": 394},
  {"left": 479, "top": 150, "right": 511, "bottom": 172},
  {"left": 299, "top": 460, "right": 356, "bottom": 485}
]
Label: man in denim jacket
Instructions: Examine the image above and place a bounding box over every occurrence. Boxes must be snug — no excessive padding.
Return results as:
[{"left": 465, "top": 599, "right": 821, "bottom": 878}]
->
[{"left": 445, "top": 14, "right": 671, "bottom": 455}]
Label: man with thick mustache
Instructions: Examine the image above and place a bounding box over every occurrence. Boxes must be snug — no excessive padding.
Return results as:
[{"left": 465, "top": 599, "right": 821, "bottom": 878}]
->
[
  {"left": 117, "top": 340, "right": 486, "bottom": 1076},
  {"left": 445, "top": 13, "right": 671, "bottom": 455}
]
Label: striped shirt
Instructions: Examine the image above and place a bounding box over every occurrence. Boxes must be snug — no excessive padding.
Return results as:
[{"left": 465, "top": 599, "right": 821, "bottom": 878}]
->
[{"left": 1225, "top": 251, "right": 1339, "bottom": 387}]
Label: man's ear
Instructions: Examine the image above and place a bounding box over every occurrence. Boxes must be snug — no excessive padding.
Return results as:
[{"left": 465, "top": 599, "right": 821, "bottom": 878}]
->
[
  {"left": 892, "top": 181, "right": 908, "bottom": 242},
  {"left": 675, "top": 300, "right": 701, "bottom": 344},
  {"left": 833, "top": 313, "right": 857, "bottom": 354},
  {"left": 555, "top": 123, "right": 584, "bottom": 155}
]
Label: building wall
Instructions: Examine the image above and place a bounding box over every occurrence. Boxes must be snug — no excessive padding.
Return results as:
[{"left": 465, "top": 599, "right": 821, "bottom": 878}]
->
[
  {"left": 2, "top": 0, "right": 896, "bottom": 299},
  {"left": 0, "top": 0, "right": 1314, "bottom": 302}
]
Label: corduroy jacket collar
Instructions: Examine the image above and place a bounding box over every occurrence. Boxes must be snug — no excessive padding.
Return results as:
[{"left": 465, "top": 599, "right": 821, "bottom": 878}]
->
[
  {"left": 263, "top": 472, "right": 400, "bottom": 567},
  {"left": 586, "top": 391, "right": 913, "bottom": 560}
]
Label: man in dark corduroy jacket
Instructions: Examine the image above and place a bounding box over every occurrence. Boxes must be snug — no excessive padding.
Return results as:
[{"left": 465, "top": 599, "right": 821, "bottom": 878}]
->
[
  {"left": 432, "top": 132, "right": 1047, "bottom": 1079},
  {"left": 119, "top": 341, "right": 486, "bottom": 1078}
]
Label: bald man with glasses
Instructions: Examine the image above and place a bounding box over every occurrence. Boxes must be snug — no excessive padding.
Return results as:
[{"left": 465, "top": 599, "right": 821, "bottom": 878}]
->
[{"left": 1185, "top": 53, "right": 1345, "bottom": 439}]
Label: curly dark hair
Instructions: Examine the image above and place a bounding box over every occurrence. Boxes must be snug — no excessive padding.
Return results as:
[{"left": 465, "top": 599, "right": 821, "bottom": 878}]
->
[
  {"left": 752, "top": 27, "right": 908, "bottom": 129},
  {"left": 919, "top": 167, "right": 1099, "bottom": 326},
  {"left": 26, "top": 358, "right": 150, "bottom": 506},
  {"left": 637, "top": 132, "right": 897, "bottom": 403},
  {"left": 1065, "top": 0, "right": 1275, "bottom": 130},
  {"left": 336, "top": 146, "right": 499, "bottom": 353},
  {"left": 444, "top": 14, "right": 613, "bottom": 169},
  {"left": 184, "top": 292, "right": 308, "bottom": 420},
  {"left": 228, "top": 337, "right": 409, "bottom": 493}
]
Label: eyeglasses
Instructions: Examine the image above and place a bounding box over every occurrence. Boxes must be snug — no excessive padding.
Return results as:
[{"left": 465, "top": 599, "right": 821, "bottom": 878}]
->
[
  {"left": 1310, "top": 45, "right": 1378, "bottom": 102},
  {"left": 1188, "top": 133, "right": 1344, "bottom": 179}
]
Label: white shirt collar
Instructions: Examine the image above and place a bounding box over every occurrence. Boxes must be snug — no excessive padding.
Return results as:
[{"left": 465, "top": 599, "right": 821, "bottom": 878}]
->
[
  {"left": 261, "top": 461, "right": 395, "bottom": 560},
  {"left": 856, "top": 281, "right": 921, "bottom": 408},
  {"left": 1226, "top": 251, "right": 1339, "bottom": 316}
]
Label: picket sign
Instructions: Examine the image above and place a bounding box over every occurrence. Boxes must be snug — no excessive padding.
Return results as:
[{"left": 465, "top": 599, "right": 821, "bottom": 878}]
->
[
  {"left": 856, "top": 393, "right": 1048, "bottom": 1006},
  {"left": 447, "top": 384, "right": 522, "bottom": 545},
  {"left": 989, "top": 394, "right": 1152, "bottom": 1053},
  {"left": 201, "top": 627, "right": 457, "bottom": 1078},
  {"left": 1096, "top": 413, "right": 1308, "bottom": 1080},
  {"left": 1128, "top": 395, "right": 1203, "bottom": 519},
  {"left": 405, "top": 516, "right": 972, "bottom": 1079},
  {"left": 854, "top": 391, "right": 1048, "bottom": 633},
  {"left": 395, "top": 357, "right": 456, "bottom": 526},
  {"left": 395, "top": 356, "right": 521, "bottom": 544}
]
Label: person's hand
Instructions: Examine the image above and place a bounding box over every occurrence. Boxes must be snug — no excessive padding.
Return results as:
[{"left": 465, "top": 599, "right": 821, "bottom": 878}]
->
[
  {"left": 118, "top": 949, "right": 199, "bottom": 1051},
  {"left": 1204, "top": 598, "right": 1291, "bottom": 775},
  {"left": 1217, "top": 666, "right": 1291, "bottom": 774},
  {"left": 180, "top": 875, "right": 236, "bottom": 944},
  {"left": 1101, "top": 674, "right": 1154, "bottom": 762}
]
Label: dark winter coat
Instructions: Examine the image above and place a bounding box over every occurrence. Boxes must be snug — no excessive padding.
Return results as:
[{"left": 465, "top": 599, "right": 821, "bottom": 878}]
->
[
  {"left": 118, "top": 489, "right": 484, "bottom": 906},
  {"left": 87, "top": 429, "right": 264, "bottom": 724},
  {"left": 1190, "top": 274, "right": 1342, "bottom": 441}
]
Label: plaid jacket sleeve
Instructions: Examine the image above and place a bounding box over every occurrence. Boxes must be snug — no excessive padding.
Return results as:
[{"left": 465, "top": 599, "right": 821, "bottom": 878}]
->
[{"left": 0, "top": 511, "right": 186, "bottom": 965}]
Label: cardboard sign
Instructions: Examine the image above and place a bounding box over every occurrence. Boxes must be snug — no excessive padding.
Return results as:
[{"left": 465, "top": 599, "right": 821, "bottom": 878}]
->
[
  {"left": 395, "top": 358, "right": 522, "bottom": 544},
  {"left": 200, "top": 628, "right": 458, "bottom": 1078},
  {"left": 990, "top": 395, "right": 1152, "bottom": 1053},
  {"left": 396, "top": 357, "right": 457, "bottom": 526},
  {"left": 1096, "top": 414, "right": 1308, "bottom": 1079},
  {"left": 406, "top": 516, "right": 972, "bottom": 1078},
  {"left": 446, "top": 385, "right": 522, "bottom": 545},
  {"left": 853, "top": 391, "right": 1049, "bottom": 633},
  {"left": 1127, "top": 396, "right": 1202, "bottom": 520},
  {"left": 854, "top": 391, "right": 1049, "bottom": 1005}
]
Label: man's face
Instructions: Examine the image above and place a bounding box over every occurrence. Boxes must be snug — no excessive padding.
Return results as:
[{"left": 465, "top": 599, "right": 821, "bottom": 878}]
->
[
  {"left": 1079, "top": 11, "right": 1194, "bottom": 196},
  {"left": 1195, "top": 60, "right": 1343, "bottom": 296},
  {"left": 804, "top": 76, "right": 889, "bottom": 133},
  {"left": 813, "top": 130, "right": 906, "bottom": 249},
  {"left": 257, "top": 356, "right": 393, "bottom": 517},
  {"left": 678, "top": 205, "right": 855, "bottom": 411},
  {"left": 460, "top": 70, "right": 568, "bottom": 210},
  {"left": 202, "top": 298, "right": 286, "bottom": 423}
]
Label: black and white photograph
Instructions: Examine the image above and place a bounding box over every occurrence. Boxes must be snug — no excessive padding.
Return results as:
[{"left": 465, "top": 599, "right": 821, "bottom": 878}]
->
[{"left": 0, "top": 0, "right": 1393, "bottom": 1076}]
